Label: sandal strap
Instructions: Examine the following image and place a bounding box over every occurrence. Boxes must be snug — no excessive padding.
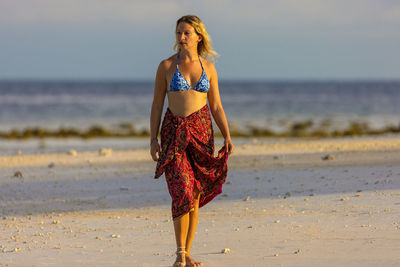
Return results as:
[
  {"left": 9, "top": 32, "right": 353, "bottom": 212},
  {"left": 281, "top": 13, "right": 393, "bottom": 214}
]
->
[{"left": 176, "top": 245, "right": 186, "bottom": 255}]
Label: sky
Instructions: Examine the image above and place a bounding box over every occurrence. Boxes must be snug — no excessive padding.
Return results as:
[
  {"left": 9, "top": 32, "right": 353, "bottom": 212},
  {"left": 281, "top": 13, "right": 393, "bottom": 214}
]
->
[{"left": 0, "top": 0, "right": 400, "bottom": 81}]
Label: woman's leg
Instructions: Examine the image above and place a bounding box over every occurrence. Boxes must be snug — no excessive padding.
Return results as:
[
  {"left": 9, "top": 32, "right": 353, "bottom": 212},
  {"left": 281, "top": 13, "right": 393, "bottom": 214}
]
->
[
  {"left": 169, "top": 148, "right": 202, "bottom": 266},
  {"left": 185, "top": 186, "right": 203, "bottom": 266},
  {"left": 173, "top": 212, "right": 190, "bottom": 247},
  {"left": 186, "top": 186, "right": 200, "bottom": 254},
  {"left": 173, "top": 212, "right": 189, "bottom": 266}
]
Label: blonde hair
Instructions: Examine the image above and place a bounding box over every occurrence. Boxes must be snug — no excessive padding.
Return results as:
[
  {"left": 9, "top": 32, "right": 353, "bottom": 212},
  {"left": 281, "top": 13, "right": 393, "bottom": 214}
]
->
[{"left": 173, "top": 15, "right": 219, "bottom": 62}]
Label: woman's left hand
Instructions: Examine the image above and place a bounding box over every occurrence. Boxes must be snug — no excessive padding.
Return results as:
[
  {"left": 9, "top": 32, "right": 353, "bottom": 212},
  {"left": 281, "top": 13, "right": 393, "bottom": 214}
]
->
[{"left": 224, "top": 137, "right": 234, "bottom": 155}]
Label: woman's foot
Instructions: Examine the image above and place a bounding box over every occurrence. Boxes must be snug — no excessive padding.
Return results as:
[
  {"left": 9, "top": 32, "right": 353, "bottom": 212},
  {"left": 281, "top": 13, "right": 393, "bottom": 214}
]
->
[
  {"left": 185, "top": 254, "right": 203, "bottom": 267},
  {"left": 173, "top": 249, "right": 186, "bottom": 267}
]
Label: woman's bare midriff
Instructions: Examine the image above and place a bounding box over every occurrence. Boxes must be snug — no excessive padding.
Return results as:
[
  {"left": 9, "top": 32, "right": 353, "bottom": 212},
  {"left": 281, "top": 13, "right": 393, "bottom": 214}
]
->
[{"left": 167, "top": 90, "right": 208, "bottom": 118}]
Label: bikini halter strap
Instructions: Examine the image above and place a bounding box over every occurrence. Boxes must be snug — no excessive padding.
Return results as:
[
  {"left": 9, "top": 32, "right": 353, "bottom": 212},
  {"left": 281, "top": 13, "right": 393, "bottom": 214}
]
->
[{"left": 177, "top": 53, "right": 204, "bottom": 70}]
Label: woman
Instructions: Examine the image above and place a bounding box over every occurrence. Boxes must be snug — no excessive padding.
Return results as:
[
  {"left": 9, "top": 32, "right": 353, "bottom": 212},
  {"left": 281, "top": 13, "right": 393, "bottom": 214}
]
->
[{"left": 150, "top": 15, "right": 234, "bottom": 267}]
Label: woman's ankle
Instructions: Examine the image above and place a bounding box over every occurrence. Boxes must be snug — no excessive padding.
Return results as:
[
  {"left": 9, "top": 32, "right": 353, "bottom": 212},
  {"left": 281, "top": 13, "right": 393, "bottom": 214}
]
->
[
  {"left": 176, "top": 247, "right": 186, "bottom": 256},
  {"left": 176, "top": 246, "right": 187, "bottom": 253}
]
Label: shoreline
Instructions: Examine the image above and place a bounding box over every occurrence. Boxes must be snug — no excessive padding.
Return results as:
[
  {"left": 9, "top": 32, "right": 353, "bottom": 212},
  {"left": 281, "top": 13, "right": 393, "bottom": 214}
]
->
[
  {"left": 2, "top": 134, "right": 400, "bottom": 166},
  {"left": 1, "top": 121, "right": 400, "bottom": 139}
]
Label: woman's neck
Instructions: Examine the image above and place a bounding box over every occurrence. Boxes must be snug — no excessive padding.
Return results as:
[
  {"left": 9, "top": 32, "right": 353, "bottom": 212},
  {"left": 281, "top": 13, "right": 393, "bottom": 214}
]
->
[{"left": 179, "top": 49, "right": 199, "bottom": 62}]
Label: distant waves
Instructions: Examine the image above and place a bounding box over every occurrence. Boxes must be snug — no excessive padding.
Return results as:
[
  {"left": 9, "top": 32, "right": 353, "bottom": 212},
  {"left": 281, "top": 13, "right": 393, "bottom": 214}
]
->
[{"left": 1, "top": 80, "right": 400, "bottom": 137}]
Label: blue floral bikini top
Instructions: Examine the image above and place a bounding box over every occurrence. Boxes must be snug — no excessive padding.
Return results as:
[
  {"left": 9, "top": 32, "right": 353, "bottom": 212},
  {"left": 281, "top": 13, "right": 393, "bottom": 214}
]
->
[{"left": 169, "top": 53, "right": 210, "bottom": 93}]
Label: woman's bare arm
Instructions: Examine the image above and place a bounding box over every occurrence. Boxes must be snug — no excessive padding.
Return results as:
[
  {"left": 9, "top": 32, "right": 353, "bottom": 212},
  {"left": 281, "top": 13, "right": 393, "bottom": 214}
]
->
[
  {"left": 150, "top": 61, "right": 167, "bottom": 160},
  {"left": 207, "top": 63, "right": 234, "bottom": 154}
]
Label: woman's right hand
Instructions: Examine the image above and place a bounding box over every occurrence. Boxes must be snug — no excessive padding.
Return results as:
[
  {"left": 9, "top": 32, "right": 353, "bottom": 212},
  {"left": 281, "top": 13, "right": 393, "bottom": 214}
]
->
[{"left": 150, "top": 140, "right": 161, "bottom": 161}]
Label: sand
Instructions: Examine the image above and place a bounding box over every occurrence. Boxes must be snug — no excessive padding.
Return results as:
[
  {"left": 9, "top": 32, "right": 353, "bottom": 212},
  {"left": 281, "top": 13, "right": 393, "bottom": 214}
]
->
[{"left": 1, "top": 135, "right": 400, "bottom": 266}]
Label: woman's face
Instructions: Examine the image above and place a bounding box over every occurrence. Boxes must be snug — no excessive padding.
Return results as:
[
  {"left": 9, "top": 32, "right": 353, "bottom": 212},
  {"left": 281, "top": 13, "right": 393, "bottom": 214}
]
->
[{"left": 176, "top": 22, "right": 202, "bottom": 51}]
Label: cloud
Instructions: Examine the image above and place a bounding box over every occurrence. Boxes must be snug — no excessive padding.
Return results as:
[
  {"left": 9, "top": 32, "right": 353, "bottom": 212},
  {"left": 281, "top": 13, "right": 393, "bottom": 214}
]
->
[
  {"left": 195, "top": 0, "right": 400, "bottom": 28},
  {"left": 2, "top": 0, "right": 400, "bottom": 26},
  {"left": 1, "top": 0, "right": 399, "bottom": 79},
  {"left": 0, "top": 0, "right": 182, "bottom": 25}
]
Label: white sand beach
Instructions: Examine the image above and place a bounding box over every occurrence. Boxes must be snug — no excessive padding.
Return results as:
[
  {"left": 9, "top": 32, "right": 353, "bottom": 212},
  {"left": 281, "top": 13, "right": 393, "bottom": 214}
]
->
[{"left": 1, "top": 135, "right": 400, "bottom": 266}]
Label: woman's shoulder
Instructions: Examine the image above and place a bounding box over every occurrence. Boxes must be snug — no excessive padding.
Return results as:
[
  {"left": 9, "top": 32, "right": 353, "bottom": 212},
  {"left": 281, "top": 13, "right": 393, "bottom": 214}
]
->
[
  {"left": 158, "top": 54, "right": 178, "bottom": 69},
  {"left": 200, "top": 57, "right": 217, "bottom": 77},
  {"left": 200, "top": 57, "right": 215, "bottom": 69}
]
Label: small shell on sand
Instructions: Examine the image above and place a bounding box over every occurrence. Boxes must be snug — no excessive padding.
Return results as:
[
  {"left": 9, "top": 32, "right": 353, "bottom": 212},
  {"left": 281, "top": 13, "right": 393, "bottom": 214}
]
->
[
  {"left": 14, "top": 171, "right": 23, "bottom": 178},
  {"left": 294, "top": 249, "right": 301, "bottom": 254},
  {"left": 99, "top": 148, "right": 112, "bottom": 156},
  {"left": 322, "top": 154, "right": 334, "bottom": 160},
  {"left": 111, "top": 234, "right": 120, "bottom": 238},
  {"left": 274, "top": 253, "right": 279, "bottom": 257},
  {"left": 221, "top": 248, "right": 230, "bottom": 254},
  {"left": 68, "top": 149, "right": 78, "bottom": 156}
]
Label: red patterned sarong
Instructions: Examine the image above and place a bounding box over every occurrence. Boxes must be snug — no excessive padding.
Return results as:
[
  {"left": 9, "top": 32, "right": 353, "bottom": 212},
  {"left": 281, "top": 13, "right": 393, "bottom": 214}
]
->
[{"left": 154, "top": 104, "right": 228, "bottom": 219}]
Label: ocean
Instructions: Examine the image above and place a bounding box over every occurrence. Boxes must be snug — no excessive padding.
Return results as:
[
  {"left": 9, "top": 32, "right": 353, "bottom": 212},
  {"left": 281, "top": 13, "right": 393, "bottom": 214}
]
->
[{"left": 1, "top": 80, "right": 400, "bottom": 134}]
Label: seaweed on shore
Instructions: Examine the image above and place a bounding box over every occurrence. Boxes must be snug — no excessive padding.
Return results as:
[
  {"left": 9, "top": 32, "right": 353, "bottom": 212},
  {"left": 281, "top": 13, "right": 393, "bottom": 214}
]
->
[
  {"left": 1, "top": 124, "right": 150, "bottom": 140},
  {"left": 220, "top": 120, "right": 400, "bottom": 138},
  {"left": 1, "top": 121, "right": 399, "bottom": 139}
]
